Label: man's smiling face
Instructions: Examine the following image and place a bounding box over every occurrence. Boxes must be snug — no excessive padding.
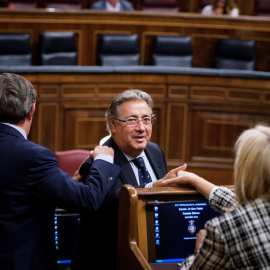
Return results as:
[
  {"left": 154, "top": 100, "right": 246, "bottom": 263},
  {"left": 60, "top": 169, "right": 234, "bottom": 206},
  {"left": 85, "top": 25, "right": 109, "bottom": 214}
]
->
[{"left": 110, "top": 99, "right": 152, "bottom": 158}]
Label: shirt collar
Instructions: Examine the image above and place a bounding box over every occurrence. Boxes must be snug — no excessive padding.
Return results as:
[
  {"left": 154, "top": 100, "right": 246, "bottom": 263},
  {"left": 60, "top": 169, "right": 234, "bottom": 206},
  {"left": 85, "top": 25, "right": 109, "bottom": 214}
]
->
[
  {"left": 123, "top": 151, "right": 146, "bottom": 162},
  {"left": 106, "top": 1, "right": 120, "bottom": 11},
  {"left": 0, "top": 122, "right": 27, "bottom": 139}
]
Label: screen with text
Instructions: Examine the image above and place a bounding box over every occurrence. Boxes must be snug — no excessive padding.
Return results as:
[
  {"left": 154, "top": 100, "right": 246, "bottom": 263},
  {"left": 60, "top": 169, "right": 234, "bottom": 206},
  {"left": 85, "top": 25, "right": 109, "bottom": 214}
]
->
[
  {"left": 54, "top": 210, "right": 80, "bottom": 270},
  {"left": 151, "top": 199, "right": 219, "bottom": 263}
]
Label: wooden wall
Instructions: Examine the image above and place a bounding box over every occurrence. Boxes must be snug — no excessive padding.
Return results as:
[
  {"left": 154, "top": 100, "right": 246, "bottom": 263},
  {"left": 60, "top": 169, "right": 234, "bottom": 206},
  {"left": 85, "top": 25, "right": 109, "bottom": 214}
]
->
[
  {"left": 23, "top": 71, "right": 270, "bottom": 185},
  {"left": 1, "top": 9, "right": 270, "bottom": 185}
]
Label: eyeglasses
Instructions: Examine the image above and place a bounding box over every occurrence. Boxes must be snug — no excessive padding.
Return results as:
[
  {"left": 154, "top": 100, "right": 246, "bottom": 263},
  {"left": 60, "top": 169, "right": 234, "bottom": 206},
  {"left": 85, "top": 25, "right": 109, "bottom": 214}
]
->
[{"left": 113, "top": 115, "right": 156, "bottom": 126}]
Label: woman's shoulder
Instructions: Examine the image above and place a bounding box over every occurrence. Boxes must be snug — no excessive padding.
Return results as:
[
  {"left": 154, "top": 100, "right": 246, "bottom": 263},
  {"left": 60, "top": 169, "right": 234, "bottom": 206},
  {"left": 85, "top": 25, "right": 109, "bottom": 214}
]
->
[{"left": 208, "top": 198, "right": 270, "bottom": 230}]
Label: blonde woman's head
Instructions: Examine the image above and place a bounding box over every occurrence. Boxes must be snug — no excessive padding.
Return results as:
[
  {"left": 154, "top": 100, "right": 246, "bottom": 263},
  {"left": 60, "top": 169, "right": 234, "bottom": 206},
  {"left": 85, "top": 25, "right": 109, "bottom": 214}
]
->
[{"left": 234, "top": 125, "right": 270, "bottom": 204}]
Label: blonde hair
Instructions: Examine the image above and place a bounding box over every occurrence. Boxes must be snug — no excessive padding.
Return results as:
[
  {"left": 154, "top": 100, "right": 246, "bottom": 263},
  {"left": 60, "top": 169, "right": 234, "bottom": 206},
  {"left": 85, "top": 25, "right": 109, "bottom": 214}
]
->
[{"left": 234, "top": 125, "right": 270, "bottom": 204}]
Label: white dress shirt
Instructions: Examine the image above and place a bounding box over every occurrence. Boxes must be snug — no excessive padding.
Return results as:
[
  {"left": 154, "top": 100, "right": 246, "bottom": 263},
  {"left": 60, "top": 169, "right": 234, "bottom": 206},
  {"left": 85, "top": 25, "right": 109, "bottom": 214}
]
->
[
  {"left": 123, "top": 151, "right": 157, "bottom": 187},
  {"left": 106, "top": 1, "right": 120, "bottom": 11}
]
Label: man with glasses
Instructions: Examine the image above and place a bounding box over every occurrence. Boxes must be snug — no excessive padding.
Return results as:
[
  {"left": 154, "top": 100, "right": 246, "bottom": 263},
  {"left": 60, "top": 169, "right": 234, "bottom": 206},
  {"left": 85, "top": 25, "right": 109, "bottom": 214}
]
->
[{"left": 71, "top": 89, "right": 185, "bottom": 270}]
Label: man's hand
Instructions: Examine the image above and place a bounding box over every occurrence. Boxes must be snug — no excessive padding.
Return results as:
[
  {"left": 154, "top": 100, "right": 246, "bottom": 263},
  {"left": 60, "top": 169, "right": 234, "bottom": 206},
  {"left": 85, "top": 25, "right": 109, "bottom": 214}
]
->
[
  {"left": 73, "top": 169, "right": 83, "bottom": 182},
  {"left": 72, "top": 145, "right": 114, "bottom": 182},
  {"left": 90, "top": 145, "right": 114, "bottom": 159}
]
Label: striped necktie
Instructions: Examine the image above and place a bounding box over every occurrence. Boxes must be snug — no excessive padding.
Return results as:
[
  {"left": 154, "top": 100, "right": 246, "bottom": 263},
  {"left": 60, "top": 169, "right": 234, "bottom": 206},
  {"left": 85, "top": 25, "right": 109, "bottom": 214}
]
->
[{"left": 132, "top": 157, "right": 152, "bottom": 185}]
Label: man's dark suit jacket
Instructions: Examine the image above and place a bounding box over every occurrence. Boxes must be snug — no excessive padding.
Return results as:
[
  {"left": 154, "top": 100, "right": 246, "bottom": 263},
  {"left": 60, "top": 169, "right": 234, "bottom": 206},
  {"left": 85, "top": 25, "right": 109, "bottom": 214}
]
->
[
  {"left": 91, "top": 0, "right": 134, "bottom": 10},
  {"left": 71, "top": 136, "right": 167, "bottom": 270},
  {"left": 0, "top": 124, "right": 120, "bottom": 270}
]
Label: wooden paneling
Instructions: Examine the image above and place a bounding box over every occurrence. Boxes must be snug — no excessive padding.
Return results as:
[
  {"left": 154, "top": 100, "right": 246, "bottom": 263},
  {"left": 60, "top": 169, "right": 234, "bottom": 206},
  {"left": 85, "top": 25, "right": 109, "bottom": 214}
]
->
[
  {"left": 166, "top": 103, "right": 188, "bottom": 162},
  {"left": 63, "top": 106, "right": 109, "bottom": 149},
  {"left": 38, "top": 103, "right": 59, "bottom": 150},
  {"left": 21, "top": 71, "right": 270, "bottom": 185},
  {"left": 1, "top": 9, "right": 270, "bottom": 70},
  {"left": 189, "top": 110, "right": 248, "bottom": 161},
  {"left": 61, "top": 84, "right": 96, "bottom": 97},
  {"left": 186, "top": 103, "right": 270, "bottom": 167},
  {"left": 39, "top": 85, "right": 60, "bottom": 97},
  {"left": 1, "top": 9, "right": 270, "bottom": 184}
]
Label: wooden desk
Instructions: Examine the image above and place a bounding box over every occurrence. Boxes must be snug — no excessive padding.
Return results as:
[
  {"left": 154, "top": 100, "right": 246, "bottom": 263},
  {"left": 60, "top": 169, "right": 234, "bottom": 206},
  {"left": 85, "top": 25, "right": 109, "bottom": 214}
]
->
[{"left": 117, "top": 184, "right": 234, "bottom": 269}]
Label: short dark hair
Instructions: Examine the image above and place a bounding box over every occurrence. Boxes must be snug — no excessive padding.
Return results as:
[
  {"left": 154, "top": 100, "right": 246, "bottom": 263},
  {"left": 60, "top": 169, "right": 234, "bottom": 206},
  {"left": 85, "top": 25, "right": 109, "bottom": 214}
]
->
[{"left": 0, "top": 73, "right": 36, "bottom": 124}]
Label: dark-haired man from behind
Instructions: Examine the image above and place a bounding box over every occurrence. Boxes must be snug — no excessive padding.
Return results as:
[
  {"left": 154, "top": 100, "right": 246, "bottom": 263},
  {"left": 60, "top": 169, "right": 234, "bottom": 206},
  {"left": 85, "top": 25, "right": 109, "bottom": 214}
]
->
[{"left": 0, "top": 73, "right": 120, "bottom": 270}]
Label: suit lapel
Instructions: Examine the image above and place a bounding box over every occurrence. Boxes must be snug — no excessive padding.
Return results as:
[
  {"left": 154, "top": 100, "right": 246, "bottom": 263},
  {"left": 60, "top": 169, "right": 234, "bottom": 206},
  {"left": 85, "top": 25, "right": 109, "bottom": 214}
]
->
[
  {"left": 145, "top": 145, "right": 165, "bottom": 180},
  {"left": 104, "top": 137, "right": 138, "bottom": 186},
  {"left": 104, "top": 137, "right": 166, "bottom": 185}
]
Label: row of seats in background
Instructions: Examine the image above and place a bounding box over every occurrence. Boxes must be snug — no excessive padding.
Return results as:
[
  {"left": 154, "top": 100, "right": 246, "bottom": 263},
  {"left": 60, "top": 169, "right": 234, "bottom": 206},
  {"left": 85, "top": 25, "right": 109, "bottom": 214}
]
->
[
  {"left": 0, "top": 32, "right": 256, "bottom": 71},
  {"left": 98, "top": 34, "right": 256, "bottom": 70},
  {"left": 3, "top": 0, "right": 270, "bottom": 16}
]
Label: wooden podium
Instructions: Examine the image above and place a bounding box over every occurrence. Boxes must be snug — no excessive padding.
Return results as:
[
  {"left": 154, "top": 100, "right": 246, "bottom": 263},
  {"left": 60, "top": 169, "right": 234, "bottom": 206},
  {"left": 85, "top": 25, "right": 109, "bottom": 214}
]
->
[{"left": 117, "top": 184, "right": 230, "bottom": 269}]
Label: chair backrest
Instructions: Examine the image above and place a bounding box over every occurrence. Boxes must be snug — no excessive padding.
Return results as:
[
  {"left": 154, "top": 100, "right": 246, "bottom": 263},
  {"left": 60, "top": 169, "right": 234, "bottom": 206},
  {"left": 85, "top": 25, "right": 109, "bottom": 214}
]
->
[
  {"left": 55, "top": 149, "right": 89, "bottom": 176},
  {"left": 214, "top": 38, "right": 256, "bottom": 70},
  {"left": 43, "top": 0, "right": 84, "bottom": 9},
  {"left": 253, "top": 0, "right": 270, "bottom": 16},
  {"left": 140, "top": 0, "right": 179, "bottom": 11},
  {"left": 10, "top": 0, "right": 38, "bottom": 8},
  {"left": 99, "top": 34, "right": 140, "bottom": 66},
  {"left": 0, "top": 33, "right": 32, "bottom": 66},
  {"left": 152, "top": 35, "right": 193, "bottom": 67},
  {"left": 38, "top": 32, "right": 78, "bottom": 65}
]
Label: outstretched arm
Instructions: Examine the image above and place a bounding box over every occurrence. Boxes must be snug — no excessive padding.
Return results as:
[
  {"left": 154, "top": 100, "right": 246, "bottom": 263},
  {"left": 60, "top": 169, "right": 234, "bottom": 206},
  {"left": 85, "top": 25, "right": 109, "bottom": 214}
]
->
[
  {"left": 160, "top": 165, "right": 216, "bottom": 200},
  {"left": 152, "top": 163, "right": 187, "bottom": 187}
]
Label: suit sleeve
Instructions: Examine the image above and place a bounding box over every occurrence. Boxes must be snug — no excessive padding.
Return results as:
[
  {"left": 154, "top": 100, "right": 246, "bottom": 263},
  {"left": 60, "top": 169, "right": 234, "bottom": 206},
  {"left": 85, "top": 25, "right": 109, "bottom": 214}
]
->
[
  {"left": 79, "top": 157, "right": 93, "bottom": 178},
  {"left": 27, "top": 147, "right": 121, "bottom": 213}
]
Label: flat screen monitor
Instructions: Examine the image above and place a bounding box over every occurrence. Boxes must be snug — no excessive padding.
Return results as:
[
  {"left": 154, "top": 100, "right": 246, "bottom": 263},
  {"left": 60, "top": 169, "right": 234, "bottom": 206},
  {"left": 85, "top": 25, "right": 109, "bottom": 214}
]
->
[
  {"left": 54, "top": 209, "right": 80, "bottom": 270},
  {"left": 146, "top": 194, "right": 220, "bottom": 264}
]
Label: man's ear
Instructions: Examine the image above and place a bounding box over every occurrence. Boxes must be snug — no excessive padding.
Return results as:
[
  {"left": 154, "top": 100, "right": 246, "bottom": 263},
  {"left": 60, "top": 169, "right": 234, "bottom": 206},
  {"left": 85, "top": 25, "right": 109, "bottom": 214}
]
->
[
  {"left": 109, "top": 117, "right": 116, "bottom": 133},
  {"left": 28, "top": 103, "right": 36, "bottom": 120}
]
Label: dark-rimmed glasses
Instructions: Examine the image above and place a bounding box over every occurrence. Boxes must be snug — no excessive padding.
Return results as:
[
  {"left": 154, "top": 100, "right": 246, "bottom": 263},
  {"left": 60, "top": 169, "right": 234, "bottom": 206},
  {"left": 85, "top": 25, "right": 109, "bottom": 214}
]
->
[{"left": 113, "top": 115, "right": 156, "bottom": 126}]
